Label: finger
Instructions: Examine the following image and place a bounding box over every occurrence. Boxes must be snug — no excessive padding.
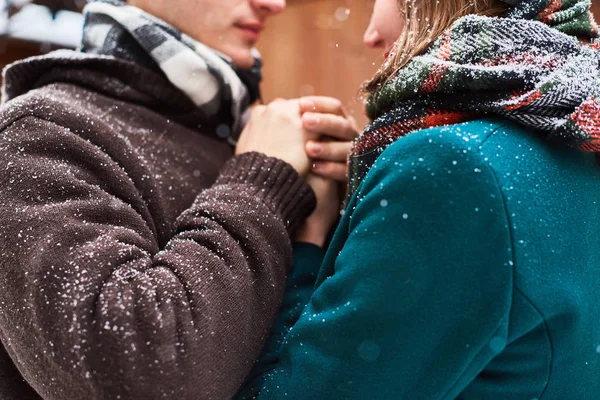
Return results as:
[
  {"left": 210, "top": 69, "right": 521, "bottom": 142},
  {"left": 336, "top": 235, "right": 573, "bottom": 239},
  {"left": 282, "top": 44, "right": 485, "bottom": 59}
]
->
[
  {"left": 302, "top": 112, "right": 357, "bottom": 141},
  {"left": 312, "top": 161, "right": 348, "bottom": 183},
  {"left": 299, "top": 96, "right": 346, "bottom": 116},
  {"left": 304, "top": 173, "right": 327, "bottom": 186},
  {"left": 304, "top": 174, "right": 336, "bottom": 196},
  {"left": 306, "top": 140, "right": 352, "bottom": 163},
  {"left": 347, "top": 115, "right": 360, "bottom": 135}
]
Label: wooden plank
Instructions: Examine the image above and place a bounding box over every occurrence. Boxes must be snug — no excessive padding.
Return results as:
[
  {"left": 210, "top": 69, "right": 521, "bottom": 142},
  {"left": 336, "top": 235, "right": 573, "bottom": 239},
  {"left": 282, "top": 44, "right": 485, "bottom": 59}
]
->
[{"left": 258, "top": 0, "right": 380, "bottom": 127}]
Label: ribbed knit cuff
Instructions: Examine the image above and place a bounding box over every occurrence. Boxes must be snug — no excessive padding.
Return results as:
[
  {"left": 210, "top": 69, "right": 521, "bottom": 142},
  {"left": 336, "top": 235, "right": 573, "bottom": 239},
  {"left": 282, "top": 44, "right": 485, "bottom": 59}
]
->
[{"left": 215, "top": 152, "right": 316, "bottom": 234}]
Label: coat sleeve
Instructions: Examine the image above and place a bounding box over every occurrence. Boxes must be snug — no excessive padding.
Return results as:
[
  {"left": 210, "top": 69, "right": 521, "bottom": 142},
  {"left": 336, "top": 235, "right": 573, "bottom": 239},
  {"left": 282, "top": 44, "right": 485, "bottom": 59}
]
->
[
  {"left": 0, "top": 116, "right": 315, "bottom": 400},
  {"left": 236, "top": 242, "right": 324, "bottom": 400},
  {"left": 253, "top": 126, "right": 515, "bottom": 399}
]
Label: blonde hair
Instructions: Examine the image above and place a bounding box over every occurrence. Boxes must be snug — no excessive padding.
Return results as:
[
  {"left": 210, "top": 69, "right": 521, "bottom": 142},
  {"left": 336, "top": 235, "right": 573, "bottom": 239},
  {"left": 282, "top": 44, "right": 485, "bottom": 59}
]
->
[{"left": 365, "top": 0, "right": 509, "bottom": 93}]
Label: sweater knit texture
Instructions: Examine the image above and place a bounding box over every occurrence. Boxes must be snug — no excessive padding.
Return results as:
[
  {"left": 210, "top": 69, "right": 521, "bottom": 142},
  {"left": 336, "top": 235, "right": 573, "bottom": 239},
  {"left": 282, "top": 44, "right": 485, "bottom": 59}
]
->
[{"left": 0, "top": 49, "right": 315, "bottom": 400}]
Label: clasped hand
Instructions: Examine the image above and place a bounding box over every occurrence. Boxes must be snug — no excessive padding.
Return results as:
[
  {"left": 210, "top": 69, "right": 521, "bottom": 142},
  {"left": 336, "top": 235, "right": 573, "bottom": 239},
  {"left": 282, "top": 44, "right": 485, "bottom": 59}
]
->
[{"left": 236, "top": 96, "right": 360, "bottom": 246}]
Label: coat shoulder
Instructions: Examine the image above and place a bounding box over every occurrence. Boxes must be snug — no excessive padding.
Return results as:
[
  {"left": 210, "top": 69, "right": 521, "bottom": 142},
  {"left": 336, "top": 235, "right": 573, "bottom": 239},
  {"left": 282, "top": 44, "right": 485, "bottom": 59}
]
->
[{"left": 0, "top": 83, "right": 103, "bottom": 134}]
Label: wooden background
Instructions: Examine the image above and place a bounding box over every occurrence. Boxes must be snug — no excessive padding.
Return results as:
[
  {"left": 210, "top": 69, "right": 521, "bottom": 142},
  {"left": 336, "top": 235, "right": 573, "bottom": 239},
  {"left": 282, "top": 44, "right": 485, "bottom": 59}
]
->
[
  {"left": 257, "top": 0, "right": 381, "bottom": 127},
  {"left": 0, "top": 0, "right": 381, "bottom": 125}
]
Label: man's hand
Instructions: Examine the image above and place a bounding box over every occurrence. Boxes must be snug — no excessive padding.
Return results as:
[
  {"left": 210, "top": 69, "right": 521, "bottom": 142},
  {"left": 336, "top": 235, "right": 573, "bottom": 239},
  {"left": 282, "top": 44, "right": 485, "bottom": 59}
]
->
[{"left": 236, "top": 99, "right": 316, "bottom": 176}]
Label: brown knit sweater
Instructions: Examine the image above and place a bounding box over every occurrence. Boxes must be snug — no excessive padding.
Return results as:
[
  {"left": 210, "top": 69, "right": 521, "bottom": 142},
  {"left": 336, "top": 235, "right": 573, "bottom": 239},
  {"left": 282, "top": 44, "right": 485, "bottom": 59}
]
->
[{"left": 0, "top": 51, "right": 315, "bottom": 400}]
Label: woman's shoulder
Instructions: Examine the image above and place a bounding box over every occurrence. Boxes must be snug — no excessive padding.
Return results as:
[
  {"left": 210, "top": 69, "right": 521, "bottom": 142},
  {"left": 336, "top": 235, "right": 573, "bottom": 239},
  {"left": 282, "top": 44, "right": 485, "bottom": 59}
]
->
[
  {"left": 376, "top": 118, "right": 536, "bottom": 166},
  {"left": 353, "top": 116, "right": 599, "bottom": 232},
  {"left": 350, "top": 119, "right": 514, "bottom": 241},
  {"left": 361, "top": 118, "right": 512, "bottom": 190},
  {"left": 365, "top": 117, "right": 594, "bottom": 188}
]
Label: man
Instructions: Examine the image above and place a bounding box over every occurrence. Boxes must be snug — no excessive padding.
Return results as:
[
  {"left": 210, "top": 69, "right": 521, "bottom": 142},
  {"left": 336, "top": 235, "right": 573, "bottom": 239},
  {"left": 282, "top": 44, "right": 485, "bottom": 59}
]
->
[{"left": 0, "top": 0, "right": 354, "bottom": 399}]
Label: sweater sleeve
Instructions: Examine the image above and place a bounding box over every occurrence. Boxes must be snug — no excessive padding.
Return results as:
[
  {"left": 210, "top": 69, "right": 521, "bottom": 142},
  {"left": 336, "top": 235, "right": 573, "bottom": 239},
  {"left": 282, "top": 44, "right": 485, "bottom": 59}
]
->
[
  {"left": 253, "top": 126, "right": 514, "bottom": 399},
  {"left": 236, "top": 242, "right": 324, "bottom": 400},
  {"left": 0, "top": 116, "right": 315, "bottom": 400}
]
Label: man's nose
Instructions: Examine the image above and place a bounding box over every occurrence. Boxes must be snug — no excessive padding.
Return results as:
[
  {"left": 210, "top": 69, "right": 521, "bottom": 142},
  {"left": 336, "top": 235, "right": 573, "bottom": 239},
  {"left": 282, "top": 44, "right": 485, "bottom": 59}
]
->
[{"left": 251, "top": 0, "right": 286, "bottom": 16}]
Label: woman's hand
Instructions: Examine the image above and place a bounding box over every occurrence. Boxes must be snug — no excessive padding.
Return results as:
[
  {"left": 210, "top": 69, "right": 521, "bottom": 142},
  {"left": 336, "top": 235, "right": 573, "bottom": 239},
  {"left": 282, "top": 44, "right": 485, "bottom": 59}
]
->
[
  {"left": 236, "top": 99, "right": 316, "bottom": 176},
  {"left": 295, "top": 174, "right": 341, "bottom": 247},
  {"left": 299, "top": 96, "right": 360, "bottom": 182}
]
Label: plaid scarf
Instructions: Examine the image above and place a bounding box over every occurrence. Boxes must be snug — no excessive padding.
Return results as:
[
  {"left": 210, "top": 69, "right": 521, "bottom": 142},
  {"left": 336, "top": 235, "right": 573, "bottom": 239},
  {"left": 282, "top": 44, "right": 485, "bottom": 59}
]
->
[
  {"left": 350, "top": 0, "right": 600, "bottom": 194},
  {"left": 81, "top": 0, "right": 262, "bottom": 142}
]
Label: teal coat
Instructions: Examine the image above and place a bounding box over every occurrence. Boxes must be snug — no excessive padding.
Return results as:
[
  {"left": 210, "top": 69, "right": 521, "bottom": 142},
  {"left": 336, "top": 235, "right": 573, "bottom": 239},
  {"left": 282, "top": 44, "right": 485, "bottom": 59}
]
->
[{"left": 238, "top": 119, "right": 600, "bottom": 399}]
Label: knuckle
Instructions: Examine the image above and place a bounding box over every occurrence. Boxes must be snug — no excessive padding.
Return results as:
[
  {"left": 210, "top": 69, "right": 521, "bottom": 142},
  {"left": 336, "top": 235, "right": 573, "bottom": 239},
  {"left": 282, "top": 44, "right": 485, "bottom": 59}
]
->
[
  {"left": 253, "top": 105, "right": 266, "bottom": 114},
  {"left": 265, "top": 102, "right": 279, "bottom": 111},
  {"left": 266, "top": 103, "right": 286, "bottom": 117},
  {"left": 323, "top": 164, "right": 336, "bottom": 175},
  {"left": 334, "top": 163, "right": 349, "bottom": 177},
  {"left": 323, "top": 165, "right": 344, "bottom": 180},
  {"left": 341, "top": 119, "right": 352, "bottom": 132},
  {"left": 316, "top": 162, "right": 333, "bottom": 173},
  {"left": 335, "top": 116, "right": 349, "bottom": 132},
  {"left": 320, "top": 115, "right": 333, "bottom": 129},
  {"left": 319, "top": 144, "right": 332, "bottom": 158},
  {"left": 336, "top": 143, "right": 351, "bottom": 158}
]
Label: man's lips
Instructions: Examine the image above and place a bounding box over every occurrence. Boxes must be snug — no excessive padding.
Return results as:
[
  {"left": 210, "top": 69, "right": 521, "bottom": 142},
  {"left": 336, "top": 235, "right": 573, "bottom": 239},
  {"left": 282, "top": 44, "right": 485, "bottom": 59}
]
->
[{"left": 235, "top": 22, "right": 264, "bottom": 42}]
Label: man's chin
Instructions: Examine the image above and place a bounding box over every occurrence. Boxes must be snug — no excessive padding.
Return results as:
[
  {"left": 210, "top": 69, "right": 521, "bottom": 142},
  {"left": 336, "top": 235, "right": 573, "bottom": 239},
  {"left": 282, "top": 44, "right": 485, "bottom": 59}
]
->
[{"left": 225, "top": 48, "right": 257, "bottom": 70}]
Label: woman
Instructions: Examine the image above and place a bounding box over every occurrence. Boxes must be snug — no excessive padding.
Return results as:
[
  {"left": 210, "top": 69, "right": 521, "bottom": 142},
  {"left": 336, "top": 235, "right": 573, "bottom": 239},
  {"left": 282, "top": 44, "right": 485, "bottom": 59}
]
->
[{"left": 237, "top": 0, "right": 600, "bottom": 398}]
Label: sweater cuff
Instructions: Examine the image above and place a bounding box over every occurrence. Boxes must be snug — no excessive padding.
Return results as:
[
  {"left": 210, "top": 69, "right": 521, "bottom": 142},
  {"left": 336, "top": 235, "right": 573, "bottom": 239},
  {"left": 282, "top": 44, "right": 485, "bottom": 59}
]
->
[{"left": 215, "top": 152, "right": 316, "bottom": 234}]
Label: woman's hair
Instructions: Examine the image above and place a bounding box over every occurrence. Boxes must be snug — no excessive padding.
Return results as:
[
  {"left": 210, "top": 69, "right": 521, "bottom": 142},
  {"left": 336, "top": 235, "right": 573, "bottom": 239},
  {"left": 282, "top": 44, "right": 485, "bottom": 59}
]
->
[{"left": 365, "top": 0, "right": 509, "bottom": 93}]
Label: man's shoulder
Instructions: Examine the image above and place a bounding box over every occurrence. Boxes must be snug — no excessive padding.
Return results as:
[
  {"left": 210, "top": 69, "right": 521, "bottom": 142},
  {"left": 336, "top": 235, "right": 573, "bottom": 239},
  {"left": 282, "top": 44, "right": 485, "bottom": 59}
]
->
[{"left": 0, "top": 82, "right": 106, "bottom": 133}]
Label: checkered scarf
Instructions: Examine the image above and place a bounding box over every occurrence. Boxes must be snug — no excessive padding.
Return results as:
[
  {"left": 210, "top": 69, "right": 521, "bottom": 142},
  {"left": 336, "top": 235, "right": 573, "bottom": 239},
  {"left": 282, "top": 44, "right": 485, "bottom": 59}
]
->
[
  {"left": 349, "top": 0, "right": 600, "bottom": 194},
  {"left": 81, "top": 0, "right": 262, "bottom": 141}
]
